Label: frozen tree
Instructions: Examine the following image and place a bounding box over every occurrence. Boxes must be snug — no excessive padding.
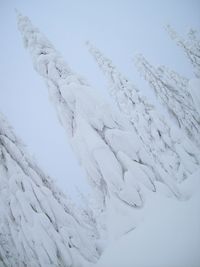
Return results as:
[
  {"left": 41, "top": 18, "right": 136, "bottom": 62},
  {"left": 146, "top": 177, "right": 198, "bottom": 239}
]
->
[
  {"left": 166, "top": 25, "right": 200, "bottom": 78},
  {"left": 157, "top": 65, "right": 189, "bottom": 93},
  {"left": 17, "top": 13, "right": 184, "bottom": 214},
  {"left": 0, "top": 112, "right": 100, "bottom": 267},
  {"left": 156, "top": 65, "right": 200, "bottom": 115},
  {"left": 87, "top": 42, "right": 200, "bottom": 185},
  {"left": 135, "top": 54, "right": 200, "bottom": 148}
]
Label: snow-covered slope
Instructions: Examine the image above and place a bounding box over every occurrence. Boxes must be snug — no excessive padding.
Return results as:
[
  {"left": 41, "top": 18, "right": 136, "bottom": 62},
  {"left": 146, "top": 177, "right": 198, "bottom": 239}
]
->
[
  {"left": 0, "top": 112, "right": 99, "bottom": 267},
  {"left": 96, "top": 169, "right": 200, "bottom": 267}
]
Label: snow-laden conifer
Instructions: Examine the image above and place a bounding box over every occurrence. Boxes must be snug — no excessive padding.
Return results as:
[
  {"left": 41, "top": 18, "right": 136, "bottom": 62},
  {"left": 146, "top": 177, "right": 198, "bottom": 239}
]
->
[
  {"left": 87, "top": 42, "right": 200, "bottom": 184},
  {"left": 0, "top": 112, "right": 99, "bottom": 267},
  {"left": 166, "top": 25, "right": 200, "bottom": 78},
  {"left": 135, "top": 54, "right": 200, "bottom": 148}
]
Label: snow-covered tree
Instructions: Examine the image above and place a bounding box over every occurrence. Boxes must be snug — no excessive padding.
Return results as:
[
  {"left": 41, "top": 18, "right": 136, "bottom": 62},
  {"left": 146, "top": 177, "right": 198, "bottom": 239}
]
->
[
  {"left": 135, "top": 54, "right": 200, "bottom": 148},
  {"left": 17, "top": 13, "right": 184, "bottom": 215},
  {"left": 0, "top": 112, "right": 100, "bottom": 267},
  {"left": 87, "top": 42, "right": 200, "bottom": 184},
  {"left": 156, "top": 65, "right": 200, "bottom": 115},
  {"left": 157, "top": 65, "right": 189, "bottom": 93},
  {"left": 166, "top": 25, "right": 200, "bottom": 78}
]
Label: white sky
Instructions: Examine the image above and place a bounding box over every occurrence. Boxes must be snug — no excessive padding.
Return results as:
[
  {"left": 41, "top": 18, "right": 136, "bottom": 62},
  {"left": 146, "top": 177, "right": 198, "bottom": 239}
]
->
[{"left": 0, "top": 0, "right": 199, "bottom": 200}]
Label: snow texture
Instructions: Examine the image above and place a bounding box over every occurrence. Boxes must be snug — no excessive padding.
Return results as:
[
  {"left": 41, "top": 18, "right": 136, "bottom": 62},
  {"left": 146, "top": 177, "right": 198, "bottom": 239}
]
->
[{"left": 96, "top": 170, "right": 200, "bottom": 267}]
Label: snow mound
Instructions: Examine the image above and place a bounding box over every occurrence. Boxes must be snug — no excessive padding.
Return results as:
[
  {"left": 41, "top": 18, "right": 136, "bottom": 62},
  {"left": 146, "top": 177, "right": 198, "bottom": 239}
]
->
[{"left": 96, "top": 170, "right": 200, "bottom": 267}]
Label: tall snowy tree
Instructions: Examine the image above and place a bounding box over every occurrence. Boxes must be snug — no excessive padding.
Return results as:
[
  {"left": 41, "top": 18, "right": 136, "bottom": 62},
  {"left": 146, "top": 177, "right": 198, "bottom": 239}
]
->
[
  {"left": 135, "top": 54, "right": 200, "bottom": 148},
  {"left": 155, "top": 65, "right": 200, "bottom": 116},
  {"left": 166, "top": 25, "right": 200, "bottom": 78},
  {"left": 87, "top": 42, "right": 200, "bottom": 184},
  {"left": 17, "top": 13, "right": 183, "bottom": 214},
  {"left": 156, "top": 65, "right": 189, "bottom": 94},
  {"left": 0, "top": 112, "right": 100, "bottom": 267}
]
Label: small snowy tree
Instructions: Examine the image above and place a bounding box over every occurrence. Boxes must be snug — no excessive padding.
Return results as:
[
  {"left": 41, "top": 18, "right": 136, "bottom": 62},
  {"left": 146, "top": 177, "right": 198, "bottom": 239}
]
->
[
  {"left": 87, "top": 42, "right": 200, "bottom": 184},
  {"left": 17, "top": 13, "right": 183, "bottom": 214},
  {"left": 0, "top": 112, "right": 99, "bottom": 267},
  {"left": 166, "top": 25, "right": 200, "bottom": 78},
  {"left": 135, "top": 54, "right": 200, "bottom": 148}
]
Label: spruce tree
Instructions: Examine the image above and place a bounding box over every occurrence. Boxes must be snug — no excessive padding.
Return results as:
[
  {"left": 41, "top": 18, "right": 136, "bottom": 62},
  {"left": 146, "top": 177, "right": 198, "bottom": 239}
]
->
[
  {"left": 166, "top": 25, "right": 200, "bottom": 78},
  {"left": 135, "top": 54, "right": 200, "bottom": 148},
  {"left": 0, "top": 112, "right": 99, "bottom": 267},
  {"left": 87, "top": 42, "right": 200, "bottom": 184}
]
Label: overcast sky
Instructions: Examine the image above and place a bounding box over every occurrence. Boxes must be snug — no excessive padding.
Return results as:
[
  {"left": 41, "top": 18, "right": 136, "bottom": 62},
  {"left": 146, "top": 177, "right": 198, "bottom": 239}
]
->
[{"left": 0, "top": 0, "right": 199, "bottom": 200}]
